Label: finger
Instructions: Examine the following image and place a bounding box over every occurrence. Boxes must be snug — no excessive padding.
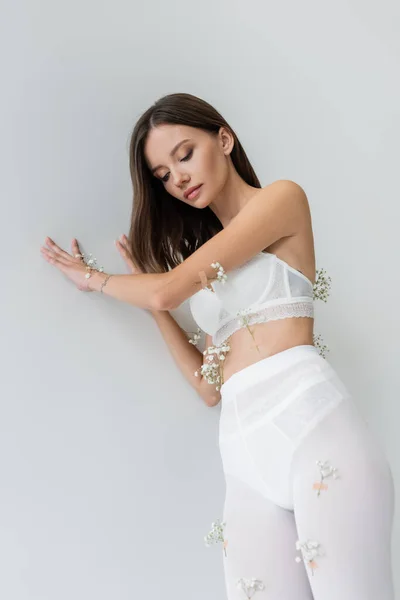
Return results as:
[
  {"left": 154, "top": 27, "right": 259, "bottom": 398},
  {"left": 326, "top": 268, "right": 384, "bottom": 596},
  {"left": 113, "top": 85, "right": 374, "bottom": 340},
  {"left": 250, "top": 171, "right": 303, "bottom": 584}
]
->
[
  {"left": 40, "top": 246, "right": 71, "bottom": 266},
  {"left": 116, "top": 240, "right": 134, "bottom": 264},
  {"left": 118, "top": 234, "right": 129, "bottom": 251},
  {"left": 116, "top": 239, "right": 129, "bottom": 256},
  {"left": 44, "top": 237, "right": 74, "bottom": 261},
  {"left": 116, "top": 239, "right": 125, "bottom": 252},
  {"left": 40, "top": 246, "right": 70, "bottom": 268},
  {"left": 71, "top": 238, "right": 84, "bottom": 260}
]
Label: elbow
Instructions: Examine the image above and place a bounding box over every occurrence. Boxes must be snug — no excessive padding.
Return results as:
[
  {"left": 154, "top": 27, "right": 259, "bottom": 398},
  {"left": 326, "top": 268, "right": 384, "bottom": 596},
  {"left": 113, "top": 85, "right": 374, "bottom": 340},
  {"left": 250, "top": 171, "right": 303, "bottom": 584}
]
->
[
  {"left": 202, "top": 392, "right": 221, "bottom": 408},
  {"left": 152, "top": 284, "right": 174, "bottom": 311},
  {"left": 206, "top": 399, "right": 221, "bottom": 408},
  {"left": 153, "top": 271, "right": 183, "bottom": 312},
  {"left": 153, "top": 281, "right": 179, "bottom": 312},
  {"left": 152, "top": 291, "right": 165, "bottom": 311},
  {"left": 197, "top": 374, "right": 221, "bottom": 408}
]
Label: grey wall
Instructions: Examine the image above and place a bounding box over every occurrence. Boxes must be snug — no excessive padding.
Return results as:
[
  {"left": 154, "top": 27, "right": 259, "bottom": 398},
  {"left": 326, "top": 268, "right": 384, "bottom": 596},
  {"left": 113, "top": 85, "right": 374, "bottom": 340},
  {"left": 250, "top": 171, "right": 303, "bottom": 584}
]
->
[{"left": 1, "top": 0, "right": 399, "bottom": 598}]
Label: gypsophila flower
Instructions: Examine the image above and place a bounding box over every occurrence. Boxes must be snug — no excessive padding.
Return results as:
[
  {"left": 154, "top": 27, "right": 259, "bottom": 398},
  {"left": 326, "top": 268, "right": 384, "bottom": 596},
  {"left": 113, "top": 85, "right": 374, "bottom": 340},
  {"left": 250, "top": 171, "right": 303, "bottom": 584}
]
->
[
  {"left": 313, "top": 460, "right": 339, "bottom": 496},
  {"left": 211, "top": 261, "right": 228, "bottom": 284},
  {"left": 80, "top": 253, "right": 104, "bottom": 273},
  {"left": 237, "top": 307, "right": 254, "bottom": 327},
  {"left": 187, "top": 327, "right": 202, "bottom": 346},
  {"left": 236, "top": 577, "right": 265, "bottom": 598},
  {"left": 236, "top": 308, "right": 262, "bottom": 353},
  {"left": 313, "top": 333, "right": 329, "bottom": 359},
  {"left": 295, "top": 539, "right": 324, "bottom": 575},
  {"left": 195, "top": 360, "right": 221, "bottom": 386},
  {"left": 313, "top": 268, "right": 332, "bottom": 302},
  {"left": 204, "top": 519, "right": 228, "bottom": 556},
  {"left": 194, "top": 340, "right": 232, "bottom": 390}
]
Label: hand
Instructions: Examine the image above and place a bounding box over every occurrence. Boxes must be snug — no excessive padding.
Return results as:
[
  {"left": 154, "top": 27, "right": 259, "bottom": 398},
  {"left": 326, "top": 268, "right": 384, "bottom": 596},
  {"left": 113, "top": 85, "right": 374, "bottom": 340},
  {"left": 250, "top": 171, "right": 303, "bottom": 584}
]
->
[
  {"left": 40, "top": 237, "right": 99, "bottom": 292},
  {"left": 116, "top": 234, "right": 159, "bottom": 316},
  {"left": 115, "top": 234, "right": 143, "bottom": 275}
]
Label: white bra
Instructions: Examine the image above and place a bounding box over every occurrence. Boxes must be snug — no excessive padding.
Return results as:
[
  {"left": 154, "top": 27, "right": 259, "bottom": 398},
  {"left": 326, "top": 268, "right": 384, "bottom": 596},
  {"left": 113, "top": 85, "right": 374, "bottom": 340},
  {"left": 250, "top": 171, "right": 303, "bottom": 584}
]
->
[{"left": 189, "top": 251, "right": 314, "bottom": 347}]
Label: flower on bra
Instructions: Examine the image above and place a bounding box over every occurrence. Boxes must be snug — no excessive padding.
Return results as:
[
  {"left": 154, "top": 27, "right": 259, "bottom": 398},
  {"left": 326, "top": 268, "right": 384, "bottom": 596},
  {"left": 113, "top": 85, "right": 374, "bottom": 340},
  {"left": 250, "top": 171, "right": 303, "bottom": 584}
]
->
[
  {"left": 204, "top": 518, "right": 228, "bottom": 556},
  {"left": 236, "top": 308, "right": 264, "bottom": 353},
  {"left": 187, "top": 326, "right": 202, "bottom": 346},
  {"left": 237, "top": 307, "right": 261, "bottom": 326},
  {"left": 236, "top": 577, "right": 265, "bottom": 598},
  {"left": 313, "top": 460, "right": 339, "bottom": 495},
  {"left": 295, "top": 539, "right": 324, "bottom": 575}
]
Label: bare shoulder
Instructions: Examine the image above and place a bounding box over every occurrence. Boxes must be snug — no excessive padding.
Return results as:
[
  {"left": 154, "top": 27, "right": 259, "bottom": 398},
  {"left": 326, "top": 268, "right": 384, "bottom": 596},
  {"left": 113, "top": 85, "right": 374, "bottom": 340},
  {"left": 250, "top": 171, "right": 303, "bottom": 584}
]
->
[
  {"left": 258, "top": 179, "right": 311, "bottom": 229},
  {"left": 260, "top": 179, "right": 310, "bottom": 210}
]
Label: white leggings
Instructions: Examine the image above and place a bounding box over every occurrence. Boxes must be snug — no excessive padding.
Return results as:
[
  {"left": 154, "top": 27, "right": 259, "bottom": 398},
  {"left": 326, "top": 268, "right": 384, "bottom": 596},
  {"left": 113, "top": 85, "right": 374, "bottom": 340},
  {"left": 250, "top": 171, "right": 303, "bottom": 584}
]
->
[{"left": 218, "top": 345, "right": 395, "bottom": 599}]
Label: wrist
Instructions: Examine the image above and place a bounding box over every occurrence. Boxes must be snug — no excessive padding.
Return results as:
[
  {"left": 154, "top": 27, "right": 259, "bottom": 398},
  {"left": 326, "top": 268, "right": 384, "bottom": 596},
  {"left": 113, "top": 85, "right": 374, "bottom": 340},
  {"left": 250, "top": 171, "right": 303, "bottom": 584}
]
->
[
  {"left": 87, "top": 270, "right": 109, "bottom": 292},
  {"left": 150, "top": 308, "right": 169, "bottom": 319}
]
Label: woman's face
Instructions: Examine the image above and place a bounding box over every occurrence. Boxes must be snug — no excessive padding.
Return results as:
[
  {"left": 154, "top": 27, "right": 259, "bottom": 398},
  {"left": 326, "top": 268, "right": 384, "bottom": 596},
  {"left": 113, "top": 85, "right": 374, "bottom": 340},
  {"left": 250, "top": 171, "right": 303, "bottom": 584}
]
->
[{"left": 144, "top": 124, "right": 232, "bottom": 207}]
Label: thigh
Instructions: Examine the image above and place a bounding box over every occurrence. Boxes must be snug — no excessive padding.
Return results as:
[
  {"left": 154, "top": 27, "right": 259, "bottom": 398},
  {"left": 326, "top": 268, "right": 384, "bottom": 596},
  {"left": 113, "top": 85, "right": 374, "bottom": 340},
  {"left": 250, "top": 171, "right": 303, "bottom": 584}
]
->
[
  {"left": 290, "top": 397, "right": 395, "bottom": 600},
  {"left": 221, "top": 473, "right": 314, "bottom": 599}
]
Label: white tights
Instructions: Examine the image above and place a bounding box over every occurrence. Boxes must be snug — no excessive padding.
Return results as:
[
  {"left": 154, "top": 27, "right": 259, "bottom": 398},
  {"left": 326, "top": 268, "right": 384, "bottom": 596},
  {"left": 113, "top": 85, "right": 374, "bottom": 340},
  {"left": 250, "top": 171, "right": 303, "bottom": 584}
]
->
[{"left": 218, "top": 346, "right": 395, "bottom": 599}]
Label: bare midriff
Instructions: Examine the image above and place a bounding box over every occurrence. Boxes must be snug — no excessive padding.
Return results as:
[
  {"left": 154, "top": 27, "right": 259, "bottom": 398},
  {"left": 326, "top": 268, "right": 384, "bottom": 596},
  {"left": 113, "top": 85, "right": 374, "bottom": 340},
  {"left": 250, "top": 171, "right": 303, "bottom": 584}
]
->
[{"left": 220, "top": 316, "right": 314, "bottom": 386}]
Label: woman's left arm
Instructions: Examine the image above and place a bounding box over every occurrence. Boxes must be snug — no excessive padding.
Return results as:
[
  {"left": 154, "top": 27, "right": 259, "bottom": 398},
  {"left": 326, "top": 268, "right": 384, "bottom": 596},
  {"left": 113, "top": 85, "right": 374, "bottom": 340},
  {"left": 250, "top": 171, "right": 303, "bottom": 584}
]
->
[
  {"left": 88, "top": 268, "right": 167, "bottom": 310},
  {"left": 40, "top": 180, "right": 308, "bottom": 310},
  {"left": 40, "top": 236, "right": 167, "bottom": 311}
]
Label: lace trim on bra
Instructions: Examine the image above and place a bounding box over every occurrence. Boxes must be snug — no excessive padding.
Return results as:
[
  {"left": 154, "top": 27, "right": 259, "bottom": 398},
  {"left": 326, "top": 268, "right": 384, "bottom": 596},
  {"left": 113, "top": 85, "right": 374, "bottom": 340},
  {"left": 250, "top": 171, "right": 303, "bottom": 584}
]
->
[{"left": 212, "top": 299, "right": 314, "bottom": 347}]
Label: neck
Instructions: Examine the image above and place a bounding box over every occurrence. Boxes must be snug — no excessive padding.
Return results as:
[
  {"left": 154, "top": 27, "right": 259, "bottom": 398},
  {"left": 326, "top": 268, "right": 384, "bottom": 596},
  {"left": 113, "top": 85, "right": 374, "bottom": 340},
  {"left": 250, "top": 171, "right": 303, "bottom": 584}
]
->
[{"left": 208, "top": 164, "right": 260, "bottom": 228}]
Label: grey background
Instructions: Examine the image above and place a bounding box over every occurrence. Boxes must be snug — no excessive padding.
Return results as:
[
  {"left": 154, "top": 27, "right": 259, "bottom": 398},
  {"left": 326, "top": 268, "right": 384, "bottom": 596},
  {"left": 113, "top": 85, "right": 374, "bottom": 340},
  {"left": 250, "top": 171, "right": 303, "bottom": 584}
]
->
[{"left": 1, "top": 0, "right": 399, "bottom": 598}]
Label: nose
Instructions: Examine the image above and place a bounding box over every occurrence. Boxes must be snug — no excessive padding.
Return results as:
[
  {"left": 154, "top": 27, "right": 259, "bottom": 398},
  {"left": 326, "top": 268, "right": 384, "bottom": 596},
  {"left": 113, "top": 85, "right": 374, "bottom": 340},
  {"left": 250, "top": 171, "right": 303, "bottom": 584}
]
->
[{"left": 171, "top": 168, "right": 189, "bottom": 189}]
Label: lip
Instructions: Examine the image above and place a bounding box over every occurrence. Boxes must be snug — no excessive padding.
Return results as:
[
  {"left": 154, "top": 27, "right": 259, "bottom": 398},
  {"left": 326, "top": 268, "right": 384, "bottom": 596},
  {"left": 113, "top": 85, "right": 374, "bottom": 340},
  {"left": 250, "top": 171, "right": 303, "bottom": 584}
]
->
[{"left": 184, "top": 184, "right": 202, "bottom": 199}]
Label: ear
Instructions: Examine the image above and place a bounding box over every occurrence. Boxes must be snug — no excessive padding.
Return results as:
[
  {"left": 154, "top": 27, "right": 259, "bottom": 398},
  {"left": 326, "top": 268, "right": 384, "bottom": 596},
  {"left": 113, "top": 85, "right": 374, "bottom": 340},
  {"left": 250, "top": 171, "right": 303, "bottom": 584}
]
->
[{"left": 218, "top": 126, "right": 235, "bottom": 156}]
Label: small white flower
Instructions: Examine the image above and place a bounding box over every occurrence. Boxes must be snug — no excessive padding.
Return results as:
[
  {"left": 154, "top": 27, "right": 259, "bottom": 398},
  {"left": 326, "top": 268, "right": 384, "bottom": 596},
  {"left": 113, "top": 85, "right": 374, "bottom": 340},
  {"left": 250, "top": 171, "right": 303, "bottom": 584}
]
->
[
  {"left": 295, "top": 539, "right": 324, "bottom": 575},
  {"left": 236, "top": 577, "right": 265, "bottom": 598},
  {"left": 204, "top": 519, "right": 228, "bottom": 556},
  {"left": 211, "top": 261, "right": 228, "bottom": 284},
  {"left": 188, "top": 327, "right": 202, "bottom": 346},
  {"left": 237, "top": 307, "right": 253, "bottom": 326},
  {"left": 313, "top": 268, "right": 332, "bottom": 302},
  {"left": 316, "top": 460, "right": 339, "bottom": 479},
  {"left": 313, "top": 460, "right": 339, "bottom": 495},
  {"left": 313, "top": 332, "right": 329, "bottom": 359},
  {"left": 197, "top": 341, "right": 232, "bottom": 386},
  {"left": 80, "top": 252, "right": 104, "bottom": 272}
]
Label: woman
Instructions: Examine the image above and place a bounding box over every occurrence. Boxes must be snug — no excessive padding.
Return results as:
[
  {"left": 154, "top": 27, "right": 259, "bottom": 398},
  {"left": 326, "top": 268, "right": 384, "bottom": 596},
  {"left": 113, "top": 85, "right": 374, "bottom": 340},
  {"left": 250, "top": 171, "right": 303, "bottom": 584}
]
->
[{"left": 40, "top": 93, "right": 395, "bottom": 599}]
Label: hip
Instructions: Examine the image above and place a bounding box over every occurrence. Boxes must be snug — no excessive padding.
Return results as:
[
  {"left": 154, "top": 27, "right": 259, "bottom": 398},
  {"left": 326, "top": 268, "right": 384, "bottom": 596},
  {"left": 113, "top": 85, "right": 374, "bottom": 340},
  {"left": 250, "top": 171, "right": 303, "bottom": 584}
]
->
[{"left": 219, "top": 343, "right": 351, "bottom": 448}]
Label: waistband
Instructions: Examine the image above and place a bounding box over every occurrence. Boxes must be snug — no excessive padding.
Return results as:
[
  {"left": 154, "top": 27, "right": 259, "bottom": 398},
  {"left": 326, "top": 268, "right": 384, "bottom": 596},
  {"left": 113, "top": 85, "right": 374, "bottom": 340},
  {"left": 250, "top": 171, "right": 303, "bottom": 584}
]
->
[{"left": 220, "top": 344, "right": 320, "bottom": 400}]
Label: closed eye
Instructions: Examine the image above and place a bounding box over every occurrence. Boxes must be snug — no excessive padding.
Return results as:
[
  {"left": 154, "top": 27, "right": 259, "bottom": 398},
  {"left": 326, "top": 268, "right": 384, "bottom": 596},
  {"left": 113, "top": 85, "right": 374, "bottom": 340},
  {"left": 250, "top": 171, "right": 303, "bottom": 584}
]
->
[{"left": 161, "top": 149, "right": 193, "bottom": 183}]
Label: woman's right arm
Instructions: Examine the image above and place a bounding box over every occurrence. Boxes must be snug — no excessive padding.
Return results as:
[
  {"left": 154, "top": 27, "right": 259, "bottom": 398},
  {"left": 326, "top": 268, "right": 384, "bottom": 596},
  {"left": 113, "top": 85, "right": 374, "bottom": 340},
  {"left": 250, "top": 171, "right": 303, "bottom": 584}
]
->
[
  {"left": 150, "top": 310, "right": 221, "bottom": 408},
  {"left": 113, "top": 236, "right": 220, "bottom": 406}
]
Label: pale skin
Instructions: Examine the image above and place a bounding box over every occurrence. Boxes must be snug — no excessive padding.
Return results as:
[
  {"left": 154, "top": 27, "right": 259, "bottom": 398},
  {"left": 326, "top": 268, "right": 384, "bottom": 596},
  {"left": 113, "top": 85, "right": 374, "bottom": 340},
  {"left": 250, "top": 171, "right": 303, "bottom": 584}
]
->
[{"left": 40, "top": 123, "right": 316, "bottom": 395}]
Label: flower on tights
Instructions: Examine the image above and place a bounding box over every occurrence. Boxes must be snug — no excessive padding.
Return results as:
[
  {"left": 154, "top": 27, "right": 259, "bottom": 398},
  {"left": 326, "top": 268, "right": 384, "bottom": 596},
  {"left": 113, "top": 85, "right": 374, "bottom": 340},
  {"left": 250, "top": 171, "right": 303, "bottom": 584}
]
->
[
  {"left": 295, "top": 539, "right": 324, "bottom": 575},
  {"left": 236, "top": 577, "right": 265, "bottom": 598},
  {"left": 204, "top": 519, "right": 228, "bottom": 556},
  {"left": 313, "top": 460, "right": 339, "bottom": 496}
]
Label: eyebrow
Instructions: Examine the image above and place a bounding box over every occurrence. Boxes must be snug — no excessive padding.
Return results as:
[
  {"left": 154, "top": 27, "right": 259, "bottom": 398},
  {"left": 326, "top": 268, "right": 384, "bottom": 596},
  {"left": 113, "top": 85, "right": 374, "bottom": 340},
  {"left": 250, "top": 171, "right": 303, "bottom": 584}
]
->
[{"left": 150, "top": 138, "right": 192, "bottom": 174}]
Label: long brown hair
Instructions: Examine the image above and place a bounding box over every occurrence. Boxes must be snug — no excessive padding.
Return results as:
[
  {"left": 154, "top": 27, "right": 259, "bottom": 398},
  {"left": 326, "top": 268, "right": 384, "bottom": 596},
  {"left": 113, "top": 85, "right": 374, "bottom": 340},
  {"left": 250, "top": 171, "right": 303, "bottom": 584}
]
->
[{"left": 127, "top": 93, "right": 261, "bottom": 274}]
